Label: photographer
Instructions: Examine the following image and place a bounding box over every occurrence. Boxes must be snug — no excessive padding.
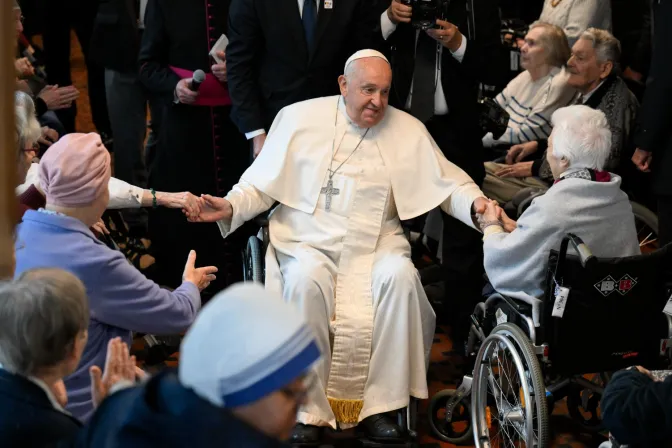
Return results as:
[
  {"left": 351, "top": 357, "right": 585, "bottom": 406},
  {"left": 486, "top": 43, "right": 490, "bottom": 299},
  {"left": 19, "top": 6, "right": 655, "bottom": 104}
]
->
[{"left": 380, "top": 0, "right": 505, "bottom": 349}]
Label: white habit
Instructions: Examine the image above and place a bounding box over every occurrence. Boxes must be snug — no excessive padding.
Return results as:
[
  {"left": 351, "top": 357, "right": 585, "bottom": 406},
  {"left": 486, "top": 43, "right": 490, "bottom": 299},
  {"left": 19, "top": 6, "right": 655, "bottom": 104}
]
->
[{"left": 218, "top": 95, "right": 484, "bottom": 429}]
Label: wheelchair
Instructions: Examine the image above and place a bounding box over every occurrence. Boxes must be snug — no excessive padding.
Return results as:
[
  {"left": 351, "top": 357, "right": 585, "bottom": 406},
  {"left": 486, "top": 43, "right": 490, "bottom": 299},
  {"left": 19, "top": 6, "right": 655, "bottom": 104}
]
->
[
  {"left": 428, "top": 234, "right": 672, "bottom": 447},
  {"left": 242, "top": 214, "right": 420, "bottom": 447}
]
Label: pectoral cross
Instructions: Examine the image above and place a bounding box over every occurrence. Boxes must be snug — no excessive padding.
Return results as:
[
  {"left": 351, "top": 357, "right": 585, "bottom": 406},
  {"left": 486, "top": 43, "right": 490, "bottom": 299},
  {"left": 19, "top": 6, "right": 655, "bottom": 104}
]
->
[{"left": 320, "top": 178, "right": 340, "bottom": 211}]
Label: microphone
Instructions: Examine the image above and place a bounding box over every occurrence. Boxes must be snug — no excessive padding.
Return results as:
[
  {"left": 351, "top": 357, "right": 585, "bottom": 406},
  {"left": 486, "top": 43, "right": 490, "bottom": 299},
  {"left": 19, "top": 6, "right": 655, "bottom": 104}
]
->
[{"left": 190, "top": 69, "right": 206, "bottom": 92}]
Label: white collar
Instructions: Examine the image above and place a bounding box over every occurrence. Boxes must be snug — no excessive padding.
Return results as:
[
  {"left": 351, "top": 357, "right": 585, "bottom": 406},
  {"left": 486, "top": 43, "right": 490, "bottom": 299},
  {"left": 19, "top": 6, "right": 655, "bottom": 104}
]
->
[
  {"left": 581, "top": 80, "right": 606, "bottom": 103},
  {"left": 0, "top": 363, "right": 70, "bottom": 415}
]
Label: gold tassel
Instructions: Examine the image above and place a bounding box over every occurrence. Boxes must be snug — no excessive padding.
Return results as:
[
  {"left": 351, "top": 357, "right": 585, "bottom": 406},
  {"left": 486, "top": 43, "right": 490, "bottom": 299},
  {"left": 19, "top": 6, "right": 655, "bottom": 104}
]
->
[{"left": 328, "top": 397, "right": 364, "bottom": 424}]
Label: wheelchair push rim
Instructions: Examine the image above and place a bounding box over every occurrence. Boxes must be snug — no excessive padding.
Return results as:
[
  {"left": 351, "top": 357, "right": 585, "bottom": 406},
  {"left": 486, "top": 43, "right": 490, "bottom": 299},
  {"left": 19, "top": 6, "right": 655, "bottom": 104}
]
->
[{"left": 472, "top": 324, "right": 549, "bottom": 448}]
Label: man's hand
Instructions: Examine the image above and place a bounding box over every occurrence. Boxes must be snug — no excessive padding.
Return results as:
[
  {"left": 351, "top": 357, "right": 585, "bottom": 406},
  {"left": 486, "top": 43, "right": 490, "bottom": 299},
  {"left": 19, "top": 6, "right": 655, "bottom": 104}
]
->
[
  {"left": 427, "top": 19, "right": 463, "bottom": 52},
  {"left": 211, "top": 51, "right": 227, "bottom": 82},
  {"left": 495, "top": 161, "right": 533, "bottom": 179},
  {"left": 387, "top": 0, "right": 412, "bottom": 24},
  {"left": 182, "top": 250, "right": 218, "bottom": 291},
  {"left": 632, "top": 148, "right": 652, "bottom": 172},
  {"left": 253, "top": 133, "right": 267, "bottom": 158},
  {"left": 471, "top": 197, "right": 491, "bottom": 215},
  {"left": 38, "top": 126, "right": 59, "bottom": 147},
  {"left": 175, "top": 78, "right": 199, "bottom": 105},
  {"left": 188, "top": 194, "right": 233, "bottom": 222},
  {"left": 90, "top": 337, "right": 137, "bottom": 408},
  {"left": 15, "top": 57, "right": 34, "bottom": 78},
  {"left": 506, "top": 141, "right": 538, "bottom": 165},
  {"left": 38, "top": 85, "right": 80, "bottom": 110}
]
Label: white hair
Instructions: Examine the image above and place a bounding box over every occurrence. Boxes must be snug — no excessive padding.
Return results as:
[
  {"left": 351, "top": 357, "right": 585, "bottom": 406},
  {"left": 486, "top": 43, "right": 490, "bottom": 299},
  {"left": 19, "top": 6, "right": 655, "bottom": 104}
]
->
[
  {"left": 14, "top": 91, "right": 41, "bottom": 154},
  {"left": 550, "top": 105, "right": 612, "bottom": 170}
]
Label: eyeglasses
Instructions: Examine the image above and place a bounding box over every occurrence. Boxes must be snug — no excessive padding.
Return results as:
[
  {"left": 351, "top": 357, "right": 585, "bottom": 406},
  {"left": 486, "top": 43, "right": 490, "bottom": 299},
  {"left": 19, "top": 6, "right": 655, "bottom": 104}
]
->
[
  {"left": 281, "top": 372, "right": 318, "bottom": 403},
  {"left": 20, "top": 142, "right": 39, "bottom": 152}
]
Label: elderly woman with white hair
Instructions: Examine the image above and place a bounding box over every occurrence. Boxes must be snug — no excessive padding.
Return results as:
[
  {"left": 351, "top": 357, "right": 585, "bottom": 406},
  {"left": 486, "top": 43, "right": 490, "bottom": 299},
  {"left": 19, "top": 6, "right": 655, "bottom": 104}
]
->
[
  {"left": 482, "top": 22, "right": 576, "bottom": 149},
  {"left": 480, "top": 105, "right": 640, "bottom": 305}
]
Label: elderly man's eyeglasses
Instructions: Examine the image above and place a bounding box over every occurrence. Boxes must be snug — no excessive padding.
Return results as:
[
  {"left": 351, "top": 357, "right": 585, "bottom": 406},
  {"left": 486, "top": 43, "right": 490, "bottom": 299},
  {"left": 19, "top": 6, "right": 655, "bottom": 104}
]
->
[{"left": 21, "top": 143, "right": 39, "bottom": 152}]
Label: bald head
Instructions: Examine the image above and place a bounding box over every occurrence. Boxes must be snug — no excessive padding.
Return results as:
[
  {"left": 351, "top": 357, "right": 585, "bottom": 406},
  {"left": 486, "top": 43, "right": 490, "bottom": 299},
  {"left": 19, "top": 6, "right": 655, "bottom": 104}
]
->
[{"left": 338, "top": 56, "right": 392, "bottom": 129}]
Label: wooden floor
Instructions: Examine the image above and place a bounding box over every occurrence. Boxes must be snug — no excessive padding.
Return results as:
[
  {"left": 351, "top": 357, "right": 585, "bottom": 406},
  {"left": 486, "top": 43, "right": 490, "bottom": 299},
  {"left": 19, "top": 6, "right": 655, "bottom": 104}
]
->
[{"left": 63, "top": 31, "right": 606, "bottom": 448}]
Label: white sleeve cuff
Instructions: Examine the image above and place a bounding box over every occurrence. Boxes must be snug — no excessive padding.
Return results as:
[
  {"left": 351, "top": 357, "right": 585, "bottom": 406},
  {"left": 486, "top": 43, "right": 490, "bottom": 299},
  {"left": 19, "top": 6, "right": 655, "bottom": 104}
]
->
[
  {"left": 451, "top": 36, "right": 467, "bottom": 63},
  {"left": 440, "top": 183, "right": 484, "bottom": 231},
  {"left": 107, "top": 177, "right": 144, "bottom": 209},
  {"left": 380, "top": 11, "right": 397, "bottom": 41},
  {"left": 245, "top": 129, "right": 266, "bottom": 140}
]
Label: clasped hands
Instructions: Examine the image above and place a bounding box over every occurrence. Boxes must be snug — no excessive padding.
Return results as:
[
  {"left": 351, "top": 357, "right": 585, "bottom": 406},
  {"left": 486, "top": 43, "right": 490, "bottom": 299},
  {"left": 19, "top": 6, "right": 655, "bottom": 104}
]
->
[{"left": 472, "top": 197, "right": 517, "bottom": 233}]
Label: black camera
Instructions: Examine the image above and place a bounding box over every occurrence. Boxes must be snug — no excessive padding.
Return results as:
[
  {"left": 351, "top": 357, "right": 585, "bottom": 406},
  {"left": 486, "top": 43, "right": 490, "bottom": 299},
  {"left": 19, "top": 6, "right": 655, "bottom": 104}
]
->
[
  {"left": 478, "top": 97, "right": 510, "bottom": 140},
  {"left": 401, "top": 0, "right": 449, "bottom": 30}
]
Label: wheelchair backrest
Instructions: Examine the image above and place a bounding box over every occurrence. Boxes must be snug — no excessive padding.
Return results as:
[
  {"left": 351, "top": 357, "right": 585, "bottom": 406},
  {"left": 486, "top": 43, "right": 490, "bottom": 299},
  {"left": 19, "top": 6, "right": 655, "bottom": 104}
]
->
[{"left": 543, "top": 243, "right": 672, "bottom": 374}]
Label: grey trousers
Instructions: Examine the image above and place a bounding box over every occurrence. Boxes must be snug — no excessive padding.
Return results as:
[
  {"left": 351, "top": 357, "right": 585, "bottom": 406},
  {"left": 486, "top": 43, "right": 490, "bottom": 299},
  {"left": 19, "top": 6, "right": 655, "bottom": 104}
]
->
[{"left": 105, "top": 69, "right": 162, "bottom": 234}]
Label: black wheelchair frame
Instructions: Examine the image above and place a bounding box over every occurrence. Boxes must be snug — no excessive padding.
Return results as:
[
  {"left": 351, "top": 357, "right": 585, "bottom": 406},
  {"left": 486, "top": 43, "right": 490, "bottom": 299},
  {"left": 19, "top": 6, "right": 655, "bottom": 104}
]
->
[{"left": 429, "top": 234, "right": 672, "bottom": 447}]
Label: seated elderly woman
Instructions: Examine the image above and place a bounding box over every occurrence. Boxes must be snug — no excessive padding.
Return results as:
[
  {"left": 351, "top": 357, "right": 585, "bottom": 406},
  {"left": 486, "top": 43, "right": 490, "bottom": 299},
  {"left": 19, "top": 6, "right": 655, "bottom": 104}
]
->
[
  {"left": 0, "top": 268, "right": 137, "bottom": 447},
  {"left": 13, "top": 133, "right": 217, "bottom": 422},
  {"left": 484, "top": 28, "right": 638, "bottom": 204},
  {"left": 480, "top": 105, "right": 640, "bottom": 317},
  {"left": 13, "top": 91, "right": 200, "bottom": 269},
  {"left": 482, "top": 22, "right": 575, "bottom": 150}
]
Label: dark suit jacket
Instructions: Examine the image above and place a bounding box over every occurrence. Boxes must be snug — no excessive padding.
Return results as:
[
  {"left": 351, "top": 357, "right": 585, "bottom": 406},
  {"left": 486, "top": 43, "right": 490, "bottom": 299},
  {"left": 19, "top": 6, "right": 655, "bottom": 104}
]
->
[
  {"left": 634, "top": 0, "right": 672, "bottom": 195},
  {"left": 90, "top": 0, "right": 142, "bottom": 73},
  {"left": 76, "top": 370, "right": 290, "bottom": 448},
  {"left": 379, "top": 0, "right": 504, "bottom": 173},
  {"left": 0, "top": 369, "right": 82, "bottom": 447},
  {"left": 226, "top": 0, "right": 383, "bottom": 134}
]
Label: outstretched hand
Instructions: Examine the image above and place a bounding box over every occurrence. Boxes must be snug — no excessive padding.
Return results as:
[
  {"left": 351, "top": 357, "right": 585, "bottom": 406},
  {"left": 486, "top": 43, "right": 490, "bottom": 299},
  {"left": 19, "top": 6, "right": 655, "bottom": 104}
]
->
[{"left": 186, "top": 194, "right": 232, "bottom": 223}]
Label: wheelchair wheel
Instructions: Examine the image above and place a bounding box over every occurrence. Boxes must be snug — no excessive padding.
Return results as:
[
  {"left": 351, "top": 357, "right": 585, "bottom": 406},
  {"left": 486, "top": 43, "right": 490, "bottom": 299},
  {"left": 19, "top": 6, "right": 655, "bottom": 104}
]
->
[
  {"left": 472, "top": 323, "right": 549, "bottom": 448},
  {"left": 428, "top": 389, "right": 473, "bottom": 445},
  {"left": 631, "top": 201, "right": 658, "bottom": 253},
  {"left": 243, "top": 236, "right": 264, "bottom": 284}
]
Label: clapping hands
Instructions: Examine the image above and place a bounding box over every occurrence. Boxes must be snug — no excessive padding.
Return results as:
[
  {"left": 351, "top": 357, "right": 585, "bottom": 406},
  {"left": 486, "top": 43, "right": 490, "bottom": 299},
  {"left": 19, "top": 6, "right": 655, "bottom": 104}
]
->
[{"left": 89, "top": 337, "right": 145, "bottom": 408}]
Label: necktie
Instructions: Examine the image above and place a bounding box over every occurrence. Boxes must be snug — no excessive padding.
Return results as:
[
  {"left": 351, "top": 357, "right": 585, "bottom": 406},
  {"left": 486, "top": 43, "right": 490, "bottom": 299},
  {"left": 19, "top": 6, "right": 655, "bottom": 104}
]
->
[
  {"left": 303, "top": 0, "right": 317, "bottom": 52},
  {"left": 410, "top": 32, "right": 436, "bottom": 124}
]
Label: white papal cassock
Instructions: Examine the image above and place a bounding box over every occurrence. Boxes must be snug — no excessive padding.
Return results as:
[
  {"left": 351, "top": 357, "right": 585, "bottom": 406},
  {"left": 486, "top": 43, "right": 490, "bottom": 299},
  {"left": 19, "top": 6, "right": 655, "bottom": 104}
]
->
[{"left": 216, "top": 96, "right": 484, "bottom": 429}]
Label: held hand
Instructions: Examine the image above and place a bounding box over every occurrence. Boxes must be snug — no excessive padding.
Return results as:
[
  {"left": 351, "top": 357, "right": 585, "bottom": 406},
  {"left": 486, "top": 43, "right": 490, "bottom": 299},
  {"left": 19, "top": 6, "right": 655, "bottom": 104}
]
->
[
  {"left": 387, "top": 0, "right": 412, "bottom": 24},
  {"left": 38, "top": 126, "right": 59, "bottom": 147},
  {"left": 505, "top": 141, "right": 538, "bottom": 165},
  {"left": 211, "top": 51, "right": 227, "bottom": 82},
  {"left": 187, "top": 194, "right": 232, "bottom": 223},
  {"left": 159, "top": 191, "right": 201, "bottom": 218},
  {"left": 631, "top": 148, "right": 652, "bottom": 172},
  {"left": 481, "top": 200, "right": 500, "bottom": 223},
  {"left": 253, "top": 133, "right": 267, "bottom": 158},
  {"left": 499, "top": 209, "right": 518, "bottom": 233},
  {"left": 495, "top": 161, "right": 533, "bottom": 179},
  {"left": 182, "top": 250, "right": 218, "bottom": 291},
  {"left": 175, "top": 78, "right": 199, "bottom": 105},
  {"left": 427, "top": 19, "right": 463, "bottom": 52},
  {"left": 90, "top": 337, "right": 137, "bottom": 408}
]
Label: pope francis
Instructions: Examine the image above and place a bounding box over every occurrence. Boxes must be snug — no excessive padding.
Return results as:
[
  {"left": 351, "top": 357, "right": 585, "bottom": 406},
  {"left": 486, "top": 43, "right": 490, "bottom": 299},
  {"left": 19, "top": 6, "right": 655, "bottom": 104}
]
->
[{"left": 190, "top": 49, "right": 489, "bottom": 443}]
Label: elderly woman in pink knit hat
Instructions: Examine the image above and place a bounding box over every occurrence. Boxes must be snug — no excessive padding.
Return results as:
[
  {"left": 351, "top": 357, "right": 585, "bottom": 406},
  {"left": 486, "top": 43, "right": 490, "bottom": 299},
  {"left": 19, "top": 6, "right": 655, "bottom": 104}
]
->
[{"left": 14, "top": 132, "right": 217, "bottom": 422}]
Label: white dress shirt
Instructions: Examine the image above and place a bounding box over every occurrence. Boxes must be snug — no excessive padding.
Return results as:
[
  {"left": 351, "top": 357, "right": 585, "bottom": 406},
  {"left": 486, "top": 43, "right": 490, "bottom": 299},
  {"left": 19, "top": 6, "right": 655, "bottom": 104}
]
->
[
  {"left": 246, "top": 0, "right": 319, "bottom": 139},
  {"left": 380, "top": 11, "right": 467, "bottom": 116},
  {"left": 581, "top": 80, "right": 605, "bottom": 104}
]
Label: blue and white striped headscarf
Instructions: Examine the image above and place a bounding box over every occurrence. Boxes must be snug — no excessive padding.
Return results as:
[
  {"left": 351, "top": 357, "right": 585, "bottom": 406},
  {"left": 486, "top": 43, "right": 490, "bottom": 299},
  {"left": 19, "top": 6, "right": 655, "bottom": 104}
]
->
[{"left": 179, "top": 283, "right": 320, "bottom": 408}]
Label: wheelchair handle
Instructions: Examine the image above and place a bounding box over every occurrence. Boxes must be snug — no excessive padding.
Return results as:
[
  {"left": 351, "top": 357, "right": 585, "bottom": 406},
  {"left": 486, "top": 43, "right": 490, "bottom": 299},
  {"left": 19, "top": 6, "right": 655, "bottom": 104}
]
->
[{"left": 559, "top": 233, "right": 596, "bottom": 269}]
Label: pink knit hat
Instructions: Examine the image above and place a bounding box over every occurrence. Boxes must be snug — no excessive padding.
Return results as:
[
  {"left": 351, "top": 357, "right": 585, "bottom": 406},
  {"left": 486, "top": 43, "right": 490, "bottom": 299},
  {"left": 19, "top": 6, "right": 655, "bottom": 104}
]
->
[{"left": 39, "top": 133, "right": 111, "bottom": 207}]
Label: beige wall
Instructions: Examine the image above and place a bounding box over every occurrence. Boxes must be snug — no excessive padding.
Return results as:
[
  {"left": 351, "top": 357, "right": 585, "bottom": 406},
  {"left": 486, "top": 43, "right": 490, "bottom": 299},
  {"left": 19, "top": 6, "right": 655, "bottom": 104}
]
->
[{"left": 0, "top": 0, "right": 17, "bottom": 278}]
